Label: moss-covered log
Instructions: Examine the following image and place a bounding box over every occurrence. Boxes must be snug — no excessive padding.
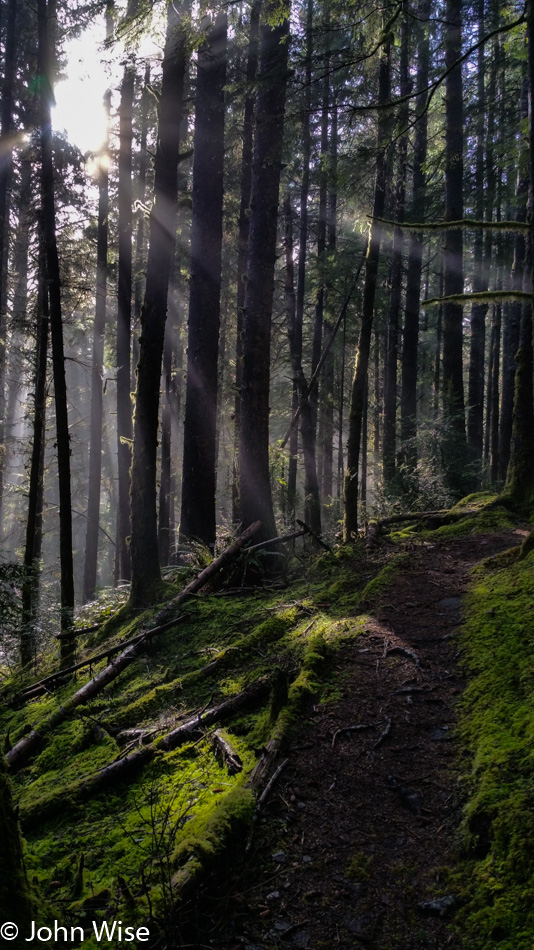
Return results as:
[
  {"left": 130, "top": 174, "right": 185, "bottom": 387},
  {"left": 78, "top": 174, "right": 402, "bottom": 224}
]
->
[
  {"left": 20, "top": 678, "right": 271, "bottom": 829},
  {"left": 0, "top": 754, "right": 34, "bottom": 925},
  {"left": 7, "top": 522, "right": 262, "bottom": 771}
]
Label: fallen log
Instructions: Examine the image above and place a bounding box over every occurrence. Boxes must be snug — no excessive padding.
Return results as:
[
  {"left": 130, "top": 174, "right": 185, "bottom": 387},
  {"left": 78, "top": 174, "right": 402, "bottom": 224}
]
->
[
  {"left": 6, "top": 522, "right": 262, "bottom": 772},
  {"left": 56, "top": 623, "right": 102, "bottom": 641},
  {"left": 16, "top": 617, "right": 185, "bottom": 702},
  {"left": 212, "top": 730, "right": 243, "bottom": 774},
  {"left": 19, "top": 678, "right": 271, "bottom": 827}
]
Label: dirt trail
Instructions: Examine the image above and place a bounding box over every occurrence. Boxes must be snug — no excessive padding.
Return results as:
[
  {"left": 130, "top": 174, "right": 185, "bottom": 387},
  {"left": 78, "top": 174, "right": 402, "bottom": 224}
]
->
[{"left": 194, "top": 531, "right": 524, "bottom": 950}]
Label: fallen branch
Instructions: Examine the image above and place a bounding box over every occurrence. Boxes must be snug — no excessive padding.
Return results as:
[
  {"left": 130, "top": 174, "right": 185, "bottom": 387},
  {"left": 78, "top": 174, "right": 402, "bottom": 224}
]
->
[
  {"left": 56, "top": 623, "right": 102, "bottom": 641},
  {"left": 387, "top": 645, "right": 423, "bottom": 669},
  {"left": 245, "top": 758, "right": 288, "bottom": 854},
  {"left": 7, "top": 522, "right": 262, "bottom": 772},
  {"left": 19, "top": 678, "right": 271, "bottom": 827},
  {"left": 331, "top": 723, "right": 375, "bottom": 749},
  {"left": 212, "top": 730, "right": 243, "bottom": 775},
  {"left": 369, "top": 717, "right": 392, "bottom": 751},
  {"left": 17, "top": 617, "right": 185, "bottom": 701}
]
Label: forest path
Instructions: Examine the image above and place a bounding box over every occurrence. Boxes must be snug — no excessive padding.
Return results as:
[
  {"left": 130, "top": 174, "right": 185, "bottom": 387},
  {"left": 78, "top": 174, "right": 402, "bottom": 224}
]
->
[{"left": 198, "top": 529, "right": 525, "bottom": 950}]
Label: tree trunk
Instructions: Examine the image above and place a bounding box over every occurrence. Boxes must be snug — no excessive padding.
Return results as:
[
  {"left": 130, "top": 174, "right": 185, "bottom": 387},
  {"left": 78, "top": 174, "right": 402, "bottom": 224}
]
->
[
  {"left": 442, "top": 0, "right": 468, "bottom": 497},
  {"left": 384, "top": 16, "right": 409, "bottom": 487},
  {"left": 320, "top": 91, "right": 338, "bottom": 501},
  {"left": 344, "top": 36, "right": 391, "bottom": 540},
  {"left": 232, "top": 1, "right": 260, "bottom": 526},
  {"left": 0, "top": 0, "right": 17, "bottom": 537},
  {"left": 499, "top": 75, "right": 527, "bottom": 481},
  {"left": 401, "top": 0, "right": 430, "bottom": 470},
  {"left": 288, "top": 0, "right": 314, "bottom": 523},
  {"left": 180, "top": 12, "right": 227, "bottom": 549},
  {"left": 116, "top": 37, "right": 135, "bottom": 584},
  {"left": 238, "top": 0, "right": 290, "bottom": 545},
  {"left": 21, "top": 240, "right": 48, "bottom": 667},
  {"left": 466, "top": 0, "right": 488, "bottom": 472},
  {"left": 83, "top": 90, "right": 111, "bottom": 603},
  {"left": 130, "top": 2, "right": 188, "bottom": 607},
  {"left": 505, "top": 0, "right": 534, "bottom": 504},
  {"left": 38, "top": 0, "right": 75, "bottom": 659}
]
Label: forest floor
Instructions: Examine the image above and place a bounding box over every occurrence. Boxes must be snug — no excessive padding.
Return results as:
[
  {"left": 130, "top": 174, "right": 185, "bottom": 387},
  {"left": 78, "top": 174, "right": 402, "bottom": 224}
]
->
[{"left": 190, "top": 528, "right": 526, "bottom": 950}]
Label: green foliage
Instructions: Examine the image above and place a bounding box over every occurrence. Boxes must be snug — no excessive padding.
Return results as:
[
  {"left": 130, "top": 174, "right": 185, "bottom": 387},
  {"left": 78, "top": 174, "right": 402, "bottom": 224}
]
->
[
  {"left": 455, "top": 548, "right": 534, "bottom": 947},
  {"left": 0, "top": 543, "right": 407, "bottom": 937}
]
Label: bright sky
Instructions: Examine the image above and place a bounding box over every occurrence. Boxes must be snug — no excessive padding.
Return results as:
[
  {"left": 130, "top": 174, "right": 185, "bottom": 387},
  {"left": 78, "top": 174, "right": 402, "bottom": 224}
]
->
[{"left": 52, "top": 23, "right": 113, "bottom": 154}]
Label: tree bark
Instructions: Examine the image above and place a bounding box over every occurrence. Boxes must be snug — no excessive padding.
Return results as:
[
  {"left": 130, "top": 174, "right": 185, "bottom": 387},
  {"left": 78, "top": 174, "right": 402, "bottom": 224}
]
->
[
  {"left": 466, "top": 0, "right": 488, "bottom": 472},
  {"left": 499, "top": 75, "right": 527, "bottom": 481},
  {"left": 38, "top": 0, "right": 75, "bottom": 659},
  {"left": 83, "top": 90, "right": 111, "bottom": 603},
  {"left": 383, "top": 15, "right": 409, "bottom": 487},
  {"left": 442, "top": 0, "right": 468, "bottom": 497},
  {"left": 116, "top": 32, "right": 135, "bottom": 584},
  {"left": 401, "top": 0, "right": 430, "bottom": 471},
  {"left": 238, "top": 0, "right": 291, "bottom": 545},
  {"left": 130, "top": 2, "right": 188, "bottom": 607},
  {"left": 232, "top": 1, "right": 260, "bottom": 526},
  {"left": 180, "top": 12, "right": 227, "bottom": 549},
  {"left": 344, "top": 36, "right": 391, "bottom": 540},
  {"left": 21, "top": 229, "right": 48, "bottom": 667},
  {"left": 0, "top": 0, "right": 17, "bottom": 537}
]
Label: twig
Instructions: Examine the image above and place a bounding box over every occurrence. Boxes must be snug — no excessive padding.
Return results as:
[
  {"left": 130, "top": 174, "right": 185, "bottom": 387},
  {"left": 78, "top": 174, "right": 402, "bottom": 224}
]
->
[
  {"left": 369, "top": 717, "right": 392, "bottom": 751},
  {"left": 331, "top": 723, "right": 375, "bottom": 749}
]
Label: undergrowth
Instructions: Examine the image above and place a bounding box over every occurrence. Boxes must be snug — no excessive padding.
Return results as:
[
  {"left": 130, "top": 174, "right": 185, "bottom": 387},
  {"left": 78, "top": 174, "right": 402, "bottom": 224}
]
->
[
  {"left": 0, "top": 541, "right": 400, "bottom": 944},
  {"left": 455, "top": 543, "right": 534, "bottom": 948}
]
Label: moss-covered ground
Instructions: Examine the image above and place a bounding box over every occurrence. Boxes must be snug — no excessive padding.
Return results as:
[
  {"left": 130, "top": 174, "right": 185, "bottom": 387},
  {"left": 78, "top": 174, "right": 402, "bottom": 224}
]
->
[
  {"left": 2, "top": 497, "right": 533, "bottom": 948},
  {"left": 455, "top": 541, "right": 534, "bottom": 948},
  {"left": 0, "top": 542, "right": 394, "bottom": 944}
]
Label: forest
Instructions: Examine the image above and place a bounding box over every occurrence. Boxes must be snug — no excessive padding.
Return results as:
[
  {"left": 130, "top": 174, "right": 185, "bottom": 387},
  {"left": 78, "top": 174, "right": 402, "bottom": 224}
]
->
[{"left": 2, "top": 0, "right": 534, "bottom": 946}]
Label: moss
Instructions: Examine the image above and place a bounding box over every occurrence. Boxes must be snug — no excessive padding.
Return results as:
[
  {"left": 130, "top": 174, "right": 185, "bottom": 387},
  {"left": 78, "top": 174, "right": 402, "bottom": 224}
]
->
[
  {"left": 423, "top": 504, "right": 514, "bottom": 540},
  {"left": 172, "top": 785, "right": 255, "bottom": 882},
  {"left": 455, "top": 547, "right": 534, "bottom": 947}
]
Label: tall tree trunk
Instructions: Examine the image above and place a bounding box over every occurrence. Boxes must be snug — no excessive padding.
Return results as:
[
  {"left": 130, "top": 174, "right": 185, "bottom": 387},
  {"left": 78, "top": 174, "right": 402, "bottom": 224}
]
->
[
  {"left": 312, "top": 49, "right": 330, "bottom": 474},
  {"left": 288, "top": 0, "right": 313, "bottom": 524},
  {"left": 21, "top": 231, "right": 48, "bottom": 668},
  {"left": 320, "top": 90, "right": 338, "bottom": 501},
  {"left": 400, "top": 0, "right": 429, "bottom": 470},
  {"left": 232, "top": 0, "right": 260, "bottom": 526},
  {"left": 0, "top": 0, "right": 17, "bottom": 537},
  {"left": 83, "top": 90, "right": 111, "bottom": 603},
  {"left": 441, "top": 0, "right": 469, "bottom": 497},
  {"left": 344, "top": 36, "right": 391, "bottom": 540},
  {"left": 130, "top": 2, "right": 187, "bottom": 607},
  {"left": 466, "top": 0, "right": 488, "bottom": 472},
  {"left": 284, "top": 193, "right": 321, "bottom": 535},
  {"left": 238, "top": 0, "right": 290, "bottom": 545},
  {"left": 38, "top": 0, "right": 74, "bottom": 659},
  {"left": 505, "top": 0, "right": 534, "bottom": 504},
  {"left": 180, "top": 12, "right": 227, "bottom": 549},
  {"left": 384, "top": 15, "right": 409, "bottom": 487},
  {"left": 500, "top": 75, "right": 528, "bottom": 482},
  {"left": 116, "top": 21, "right": 136, "bottom": 584},
  {"left": 132, "top": 63, "right": 150, "bottom": 391}
]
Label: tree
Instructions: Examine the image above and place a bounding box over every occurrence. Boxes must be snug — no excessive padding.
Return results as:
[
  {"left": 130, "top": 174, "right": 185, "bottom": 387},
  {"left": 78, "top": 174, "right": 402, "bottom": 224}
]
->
[
  {"left": 180, "top": 11, "right": 227, "bottom": 549},
  {"left": 441, "top": 0, "right": 469, "bottom": 496},
  {"left": 129, "top": 1, "right": 188, "bottom": 607},
  {"left": 116, "top": 2, "right": 137, "bottom": 584},
  {"left": 83, "top": 89, "right": 111, "bottom": 604},
  {"left": 344, "top": 29, "right": 391, "bottom": 540},
  {"left": 38, "top": 0, "right": 75, "bottom": 658},
  {"left": 238, "top": 0, "right": 291, "bottom": 545}
]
